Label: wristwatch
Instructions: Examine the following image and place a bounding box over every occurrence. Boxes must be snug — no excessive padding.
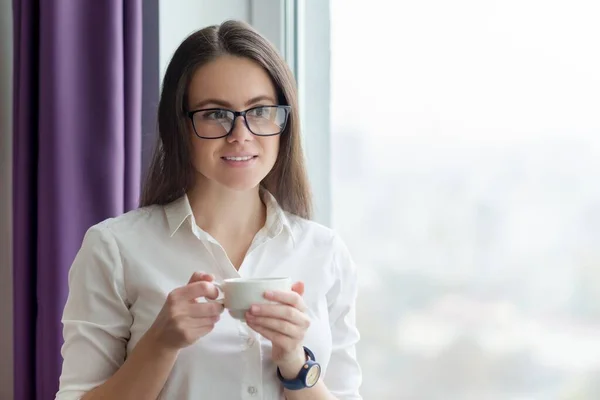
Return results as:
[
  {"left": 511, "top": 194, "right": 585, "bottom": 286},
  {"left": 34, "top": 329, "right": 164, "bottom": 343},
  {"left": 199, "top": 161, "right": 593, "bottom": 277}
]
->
[{"left": 277, "top": 346, "right": 321, "bottom": 390}]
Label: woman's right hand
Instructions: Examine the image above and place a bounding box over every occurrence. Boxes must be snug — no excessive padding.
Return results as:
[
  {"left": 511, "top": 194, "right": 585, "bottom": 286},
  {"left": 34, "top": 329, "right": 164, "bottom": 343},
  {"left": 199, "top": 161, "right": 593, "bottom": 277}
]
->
[{"left": 146, "top": 272, "right": 224, "bottom": 351}]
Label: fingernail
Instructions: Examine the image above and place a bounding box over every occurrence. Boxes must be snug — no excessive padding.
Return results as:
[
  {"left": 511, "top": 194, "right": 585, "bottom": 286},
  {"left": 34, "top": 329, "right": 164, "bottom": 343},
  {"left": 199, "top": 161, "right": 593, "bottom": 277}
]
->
[
  {"left": 264, "top": 291, "right": 273, "bottom": 298},
  {"left": 251, "top": 305, "right": 260, "bottom": 313}
]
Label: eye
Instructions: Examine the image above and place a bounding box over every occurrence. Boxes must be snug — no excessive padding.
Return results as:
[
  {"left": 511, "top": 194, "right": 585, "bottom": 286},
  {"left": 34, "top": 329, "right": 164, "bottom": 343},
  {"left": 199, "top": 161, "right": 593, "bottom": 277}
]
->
[
  {"left": 248, "top": 106, "right": 272, "bottom": 119},
  {"left": 202, "top": 109, "right": 230, "bottom": 120}
]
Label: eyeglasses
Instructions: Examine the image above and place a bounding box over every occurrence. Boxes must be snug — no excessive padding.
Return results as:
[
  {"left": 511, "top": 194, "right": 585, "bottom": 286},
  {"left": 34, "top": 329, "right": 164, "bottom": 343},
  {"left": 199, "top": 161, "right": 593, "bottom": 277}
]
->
[{"left": 187, "top": 105, "right": 291, "bottom": 139}]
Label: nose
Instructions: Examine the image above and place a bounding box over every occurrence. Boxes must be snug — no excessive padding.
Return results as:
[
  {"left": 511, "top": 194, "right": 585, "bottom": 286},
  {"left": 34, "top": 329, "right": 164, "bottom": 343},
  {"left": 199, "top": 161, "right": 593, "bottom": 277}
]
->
[{"left": 226, "top": 115, "right": 254, "bottom": 143}]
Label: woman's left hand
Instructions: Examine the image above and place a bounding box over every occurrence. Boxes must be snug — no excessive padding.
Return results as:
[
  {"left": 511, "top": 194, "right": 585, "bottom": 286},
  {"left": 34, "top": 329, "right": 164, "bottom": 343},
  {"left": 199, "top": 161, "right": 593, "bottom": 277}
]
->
[{"left": 245, "top": 281, "right": 311, "bottom": 378}]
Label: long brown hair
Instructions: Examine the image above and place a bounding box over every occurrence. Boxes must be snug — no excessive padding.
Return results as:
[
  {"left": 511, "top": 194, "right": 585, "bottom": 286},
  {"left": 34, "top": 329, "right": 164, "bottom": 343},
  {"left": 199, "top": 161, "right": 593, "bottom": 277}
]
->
[{"left": 140, "top": 20, "right": 312, "bottom": 219}]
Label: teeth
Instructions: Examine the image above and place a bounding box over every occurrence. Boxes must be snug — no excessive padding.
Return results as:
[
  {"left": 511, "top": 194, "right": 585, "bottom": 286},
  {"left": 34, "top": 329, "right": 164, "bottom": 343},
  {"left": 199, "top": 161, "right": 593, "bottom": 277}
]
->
[{"left": 225, "top": 156, "right": 253, "bottom": 161}]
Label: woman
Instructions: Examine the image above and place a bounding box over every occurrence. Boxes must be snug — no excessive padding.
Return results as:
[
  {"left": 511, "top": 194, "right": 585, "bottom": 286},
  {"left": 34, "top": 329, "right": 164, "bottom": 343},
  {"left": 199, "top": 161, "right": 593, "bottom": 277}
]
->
[{"left": 57, "top": 20, "right": 362, "bottom": 400}]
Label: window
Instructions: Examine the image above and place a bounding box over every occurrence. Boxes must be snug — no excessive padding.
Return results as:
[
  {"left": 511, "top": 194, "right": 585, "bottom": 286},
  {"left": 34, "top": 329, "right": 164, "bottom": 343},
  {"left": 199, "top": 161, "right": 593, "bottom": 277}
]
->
[{"left": 329, "top": 0, "right": 600, "bottom": 398}]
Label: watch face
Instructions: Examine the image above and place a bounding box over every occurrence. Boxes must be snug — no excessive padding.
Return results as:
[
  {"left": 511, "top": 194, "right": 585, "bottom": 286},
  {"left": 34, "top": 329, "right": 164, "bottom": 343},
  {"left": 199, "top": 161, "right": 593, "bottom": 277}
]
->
[{"left": 305, "top": 364, "right": 321, "bottom": 387}]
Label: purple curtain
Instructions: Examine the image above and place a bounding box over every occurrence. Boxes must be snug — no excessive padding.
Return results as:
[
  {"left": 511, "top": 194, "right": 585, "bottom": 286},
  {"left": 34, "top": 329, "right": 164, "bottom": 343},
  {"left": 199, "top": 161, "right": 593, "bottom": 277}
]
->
[{"left": 12, "top": 0, "right": 142, "bottom": 398}]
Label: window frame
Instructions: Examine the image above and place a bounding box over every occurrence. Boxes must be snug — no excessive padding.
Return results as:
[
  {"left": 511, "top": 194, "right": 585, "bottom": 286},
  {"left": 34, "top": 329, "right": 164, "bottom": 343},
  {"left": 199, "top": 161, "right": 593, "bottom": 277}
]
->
[{"left": 252, "top": 0, "right": 332, "bottom": 225}]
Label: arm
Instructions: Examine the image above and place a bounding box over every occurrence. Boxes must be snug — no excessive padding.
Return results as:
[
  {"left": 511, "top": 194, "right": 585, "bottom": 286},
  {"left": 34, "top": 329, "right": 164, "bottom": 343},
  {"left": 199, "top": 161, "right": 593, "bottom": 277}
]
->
[
  {"left": 319, "top": 235, "right": 362, "bottom": 399},
  {"left": 281, "top": 235, "right": 362, "bottom": 400},
  {"left": 57, "top": 225, "right": 176, "bottom": 400},
  {"left": 281, "top": 367, "right": 338, "bottom": 400},
  {"left": 86, "top": 272, "right": 223, "bottom": 399},
  {"left": 246, "top": 236, "right": 362, "bottom": 400},
  {"left": 81, "top": 335, "right": 178, "bottom": 400},
  {"left": 56, "top": 226, "right": 222, "bottom": 400},
  {"left": 246, "top": 285, "right": 339, "bottom": 400}
]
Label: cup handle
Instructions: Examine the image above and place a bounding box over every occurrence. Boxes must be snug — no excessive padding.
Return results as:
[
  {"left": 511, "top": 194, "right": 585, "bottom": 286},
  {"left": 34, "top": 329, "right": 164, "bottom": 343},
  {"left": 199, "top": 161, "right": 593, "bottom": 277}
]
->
[{"left": 206, "top": 282, "right": 224, "bottom": 304}]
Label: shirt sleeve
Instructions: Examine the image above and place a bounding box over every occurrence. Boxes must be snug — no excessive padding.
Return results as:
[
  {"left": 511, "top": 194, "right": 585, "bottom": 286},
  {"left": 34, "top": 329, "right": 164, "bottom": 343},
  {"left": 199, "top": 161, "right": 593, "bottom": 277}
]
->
[
  {"left": 323, "top": 235, "right": 363, "bottom": 399},
  {"left": 56, "top": 225, "right": 133, "bottom": 399}
]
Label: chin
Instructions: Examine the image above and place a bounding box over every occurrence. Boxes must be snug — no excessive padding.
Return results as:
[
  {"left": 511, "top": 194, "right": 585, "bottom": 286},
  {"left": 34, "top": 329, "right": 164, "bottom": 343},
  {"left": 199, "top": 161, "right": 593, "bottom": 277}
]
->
[{"left": 217, "top": 176, "right": 264, "bottom": 192}]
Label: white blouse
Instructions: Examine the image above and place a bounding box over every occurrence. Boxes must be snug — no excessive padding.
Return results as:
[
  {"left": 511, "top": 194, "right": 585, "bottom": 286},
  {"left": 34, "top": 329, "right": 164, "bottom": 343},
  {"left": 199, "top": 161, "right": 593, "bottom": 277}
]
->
[{"left": 56, "top": 191, "right": 362, "bottom": 399}]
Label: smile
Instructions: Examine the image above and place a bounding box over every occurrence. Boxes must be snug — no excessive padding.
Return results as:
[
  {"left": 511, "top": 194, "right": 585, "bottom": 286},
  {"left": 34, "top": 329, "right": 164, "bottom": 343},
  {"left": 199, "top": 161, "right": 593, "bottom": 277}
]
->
[{"left": 222, "top": 155, "right": 257, "bottom": 161}]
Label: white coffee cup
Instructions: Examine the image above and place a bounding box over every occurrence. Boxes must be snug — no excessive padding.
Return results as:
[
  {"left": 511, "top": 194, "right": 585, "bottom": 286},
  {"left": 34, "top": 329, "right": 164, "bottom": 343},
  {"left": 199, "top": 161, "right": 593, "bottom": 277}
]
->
[{"left": 208, "top": 277, "right": 292, "bottom": 321}]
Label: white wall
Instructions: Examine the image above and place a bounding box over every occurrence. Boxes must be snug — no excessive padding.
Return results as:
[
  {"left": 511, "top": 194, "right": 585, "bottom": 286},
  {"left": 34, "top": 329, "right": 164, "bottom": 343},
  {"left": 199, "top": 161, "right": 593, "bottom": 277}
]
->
[
  {"left": 0, "top": 1, "right": 13, "bottom": 399},
  {"left": 159, "top": 0, "right": 251, "bottom": 81}
]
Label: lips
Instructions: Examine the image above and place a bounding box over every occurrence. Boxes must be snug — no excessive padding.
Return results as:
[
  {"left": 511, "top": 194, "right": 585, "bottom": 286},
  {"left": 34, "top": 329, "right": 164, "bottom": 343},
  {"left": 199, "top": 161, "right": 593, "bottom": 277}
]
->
[{"left": 221, "top": 155, "right": 257, "bottom": 161}]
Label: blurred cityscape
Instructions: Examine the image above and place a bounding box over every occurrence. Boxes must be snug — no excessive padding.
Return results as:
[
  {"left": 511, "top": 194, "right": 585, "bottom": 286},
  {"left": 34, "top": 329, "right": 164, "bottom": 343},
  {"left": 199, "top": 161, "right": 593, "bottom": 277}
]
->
[
  {"left": 332, "top": 134, "right": 600, "bottom": 399},
  {"left": 330, "top": 1, "right": 600, "bottom": 399}
]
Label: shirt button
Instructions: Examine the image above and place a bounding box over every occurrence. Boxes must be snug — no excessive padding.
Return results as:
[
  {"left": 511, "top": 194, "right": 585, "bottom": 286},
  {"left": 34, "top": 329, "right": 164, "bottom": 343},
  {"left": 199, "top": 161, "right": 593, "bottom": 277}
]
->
[
  {"left": 247, "top": 386, "right": 258, "bottom": 395},
  {"left": 246, "top": 336, "right": 256, "bottom": 348}
]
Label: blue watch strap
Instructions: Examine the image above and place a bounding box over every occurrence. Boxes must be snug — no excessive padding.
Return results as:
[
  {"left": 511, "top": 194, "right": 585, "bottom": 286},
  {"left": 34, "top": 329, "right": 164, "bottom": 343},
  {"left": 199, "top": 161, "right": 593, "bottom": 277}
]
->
[
  {"left": 303, "top": 346, "right": 316, "bottom": 361},
  {"left": 277, "top": 346, "right": 321, "bottom": 390}
]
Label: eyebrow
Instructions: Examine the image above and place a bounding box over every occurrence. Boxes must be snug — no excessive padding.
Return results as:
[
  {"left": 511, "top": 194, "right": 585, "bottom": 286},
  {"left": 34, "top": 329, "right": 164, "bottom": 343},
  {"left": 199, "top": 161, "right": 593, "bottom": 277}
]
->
[{"left": 191, "top": 95, "right": 277, "bottom": 110}]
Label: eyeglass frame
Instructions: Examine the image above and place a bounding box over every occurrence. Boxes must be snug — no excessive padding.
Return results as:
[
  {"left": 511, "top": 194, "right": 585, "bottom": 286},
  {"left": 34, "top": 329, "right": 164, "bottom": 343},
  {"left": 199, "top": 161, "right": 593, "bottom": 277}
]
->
[{"left": 186, "top": 105, "right": 292, "bottom": 139}]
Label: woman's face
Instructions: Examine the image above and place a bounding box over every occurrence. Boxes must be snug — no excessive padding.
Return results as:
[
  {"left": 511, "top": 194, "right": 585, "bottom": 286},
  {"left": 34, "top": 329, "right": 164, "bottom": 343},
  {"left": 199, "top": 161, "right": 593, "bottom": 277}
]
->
[{"left": 186, "top": 55, "right": 281, "bottom": 193}]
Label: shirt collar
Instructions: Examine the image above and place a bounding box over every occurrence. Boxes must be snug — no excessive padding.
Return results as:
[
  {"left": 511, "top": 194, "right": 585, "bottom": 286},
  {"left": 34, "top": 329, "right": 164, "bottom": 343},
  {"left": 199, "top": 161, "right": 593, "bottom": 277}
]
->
[
  {"left": 261, "top": 189, "right": 295, "bottom": 245},
  {"left": 163, "top": 189, "right": 295, "bottom": 244},
  {"left": 164, "top": 195, "right": 194, "bottom": 237}
]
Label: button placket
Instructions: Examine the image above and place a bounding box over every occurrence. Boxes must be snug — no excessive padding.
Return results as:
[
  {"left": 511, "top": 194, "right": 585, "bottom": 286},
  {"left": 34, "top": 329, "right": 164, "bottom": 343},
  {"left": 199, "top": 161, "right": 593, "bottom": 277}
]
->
[{"left": 240, "top": 322, "right": 263, "bottom": 399}]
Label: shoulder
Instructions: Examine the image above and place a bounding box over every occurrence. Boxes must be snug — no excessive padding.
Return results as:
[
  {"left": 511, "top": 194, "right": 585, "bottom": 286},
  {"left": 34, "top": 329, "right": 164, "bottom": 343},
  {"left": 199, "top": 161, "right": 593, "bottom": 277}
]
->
[
  {"left": 285, "top": 212, "right": 335, "bottom": 245},
  {"left": 88, "top": 205, "right": 163, "bottom": 236},
  {"left": 73, "top": 206, "right": 165, "bottom": 276},
  {"left": 285, "top": 212, "right": 355, "bottom": 273},
  {"left": 80, "top": 205, "right": 165, "bottom": 250}
]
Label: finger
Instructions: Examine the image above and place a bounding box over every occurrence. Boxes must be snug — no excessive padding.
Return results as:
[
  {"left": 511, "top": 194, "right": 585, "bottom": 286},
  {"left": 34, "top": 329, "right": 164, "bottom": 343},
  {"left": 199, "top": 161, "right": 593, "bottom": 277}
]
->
[
  {"left": 263, "top": 289, "right": 306, "bottom": 311},
  {"left": 188, "top": 302, "right": 224, "bottom": 318},
  {"left": 248, "top": 304, "right": 309, "bottom": 327},
  {"left": 247, "top": 320, "right": 296, "bottom": 348},
  {"left": 292, "top": 281, "right": 305, "bottom": 296},
  {"left": 176, "top": 280, "right": 219, "bottom": 302},
  {"left": 188, "top": 271, "right": 214, "bottom": 284},
  {"left": 203, "top": 285, "right": 221, "bottom": 301},
  {"left": 245, "top": 314, "right": 303, "bottom": 339}
]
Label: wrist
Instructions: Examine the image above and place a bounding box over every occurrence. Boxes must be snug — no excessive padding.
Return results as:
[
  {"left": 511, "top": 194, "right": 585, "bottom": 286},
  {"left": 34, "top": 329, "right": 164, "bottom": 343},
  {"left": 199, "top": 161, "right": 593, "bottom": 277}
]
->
[
  {"left": 142, "top": 328, "right": 180, "bottom": 358},
  {"left": 276, "top": 347, "right": 307, "bottom": 380}
]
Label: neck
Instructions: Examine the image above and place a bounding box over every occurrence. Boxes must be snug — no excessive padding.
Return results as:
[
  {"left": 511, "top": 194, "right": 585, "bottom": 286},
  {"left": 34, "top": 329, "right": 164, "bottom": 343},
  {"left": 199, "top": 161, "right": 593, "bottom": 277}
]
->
[{"left": 187, "top": 182, "right": 266, "bottom": 240}]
